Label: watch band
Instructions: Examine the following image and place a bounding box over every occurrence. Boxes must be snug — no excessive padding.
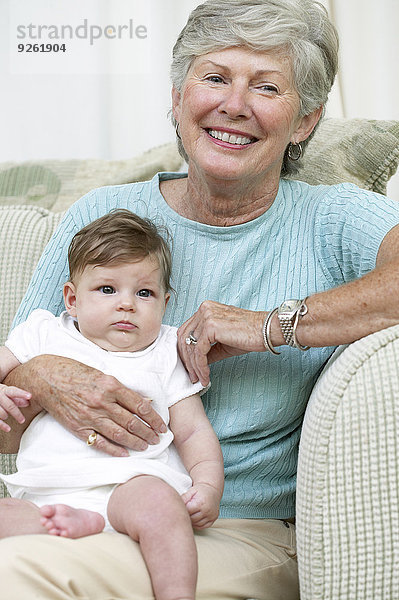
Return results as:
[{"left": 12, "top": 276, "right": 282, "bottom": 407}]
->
[{"left": 277, "top": 299, "right": 310, "bottom": 351}]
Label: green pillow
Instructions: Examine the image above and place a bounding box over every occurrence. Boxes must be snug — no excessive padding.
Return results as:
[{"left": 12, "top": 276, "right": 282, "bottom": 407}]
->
[
  {"left": 288, "top": 118, "right": 399, "bottom": 195},
  {"left": 0, "top": 143, "right": 183, "bottom": 212}
]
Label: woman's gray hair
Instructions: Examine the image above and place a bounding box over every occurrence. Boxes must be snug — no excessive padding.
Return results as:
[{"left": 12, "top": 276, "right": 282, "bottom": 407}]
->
[{"left": 170, "top": 0, "right": 339, "bottom": 175}]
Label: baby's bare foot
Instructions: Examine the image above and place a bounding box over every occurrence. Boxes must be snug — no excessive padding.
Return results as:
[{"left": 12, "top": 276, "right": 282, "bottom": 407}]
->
[{"left": 39, "top": 504, "right": 105, "bottom": 538}]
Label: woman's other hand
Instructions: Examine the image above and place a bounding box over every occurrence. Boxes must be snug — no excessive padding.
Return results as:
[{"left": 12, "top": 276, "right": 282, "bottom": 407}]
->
[
  {"left": 4, "top": 355, "right": 167, "bottom": 456},
  {"left": 177, "top": 300, "right": 267, "bottom": 386}
]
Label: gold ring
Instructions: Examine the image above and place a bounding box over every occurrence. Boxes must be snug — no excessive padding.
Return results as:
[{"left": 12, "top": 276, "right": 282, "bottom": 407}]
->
[{"left": 87, "top": 431, "right": 97, "bottom": 446}]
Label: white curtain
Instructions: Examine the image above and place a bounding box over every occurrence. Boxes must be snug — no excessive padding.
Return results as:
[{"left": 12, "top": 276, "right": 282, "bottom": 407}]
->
[
  {"left": 324, "top": 0, "right": 399, "bottom": 198},
  {"left": 1, "top": 0, "right": 398, "bottom": 195},
  {"left": 326, "top": 0, "right": 399, "bottom": 121}
]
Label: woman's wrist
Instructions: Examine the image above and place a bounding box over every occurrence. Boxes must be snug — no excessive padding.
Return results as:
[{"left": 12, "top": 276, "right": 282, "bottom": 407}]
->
[{"left": 262, "top": 309, "right": 285, "bottom": 352}]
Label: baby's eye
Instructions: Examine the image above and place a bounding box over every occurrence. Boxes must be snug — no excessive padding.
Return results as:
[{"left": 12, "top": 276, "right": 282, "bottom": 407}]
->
[
  {"left": 99, "top": 285, "right": 115, "bottom": 294},
  {"left": 137, "top": 289, "right": 152, "bottom": 298}
]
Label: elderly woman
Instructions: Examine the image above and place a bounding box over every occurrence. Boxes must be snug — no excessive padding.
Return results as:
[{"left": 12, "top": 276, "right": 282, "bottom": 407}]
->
[{"left": 1, "top": 0, "right": 399, "bottom": 598}]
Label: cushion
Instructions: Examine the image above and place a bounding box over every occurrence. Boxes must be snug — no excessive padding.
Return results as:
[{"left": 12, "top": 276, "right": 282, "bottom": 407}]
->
[
  {"left": 0, "top": 207, "right": 63, "bottom": 346},
  {"left": 0, "top": 143, "right": 183, "bottom": 212},
  {"left": 0, "top": 454, "right": 17, "bottom": 498},
  {"left": 287, "top": 118, "right": 399, "bottom": 195}
]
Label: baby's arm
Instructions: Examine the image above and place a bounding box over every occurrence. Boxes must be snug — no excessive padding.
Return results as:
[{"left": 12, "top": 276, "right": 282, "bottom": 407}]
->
[
  {"left": 169, "top": 393, "right": 224, "bottom": 529},
  {"left": 0, "top": 347, "right": 31, "bottom": 432}
]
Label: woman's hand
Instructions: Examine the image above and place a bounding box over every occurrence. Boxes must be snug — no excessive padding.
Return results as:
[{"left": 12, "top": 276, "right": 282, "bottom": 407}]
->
[
  {"left": 177, "top": 300, "right": 267, "bottom": 386},
  {"left": 4, "top": 355, "right": 167, "bottom": 457}
]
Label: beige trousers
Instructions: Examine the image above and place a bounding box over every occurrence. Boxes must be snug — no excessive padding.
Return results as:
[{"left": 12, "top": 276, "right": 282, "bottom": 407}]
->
[{"left": 0, "top": 518, "right": 299, "bottom": 600}]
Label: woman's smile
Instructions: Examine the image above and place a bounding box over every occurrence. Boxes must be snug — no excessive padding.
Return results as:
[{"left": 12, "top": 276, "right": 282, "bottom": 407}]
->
[{"left": 206, "top": 127, "right": 257, "bottom": 147}]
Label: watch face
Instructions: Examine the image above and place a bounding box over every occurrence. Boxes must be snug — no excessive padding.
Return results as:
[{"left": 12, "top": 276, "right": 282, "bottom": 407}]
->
[{"left": 279, "top": 300, "right": 301, "bottom": 314}]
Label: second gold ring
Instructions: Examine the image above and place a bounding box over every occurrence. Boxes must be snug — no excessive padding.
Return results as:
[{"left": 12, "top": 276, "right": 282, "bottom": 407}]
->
[{"left": 87, "top": 431, "right": 97, "bottom": 446}]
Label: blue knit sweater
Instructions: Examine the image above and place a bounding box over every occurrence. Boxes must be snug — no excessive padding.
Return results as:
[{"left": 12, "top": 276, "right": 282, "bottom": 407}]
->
[{"left": 13, "top": 173, "right": 399, "bottom": 519}]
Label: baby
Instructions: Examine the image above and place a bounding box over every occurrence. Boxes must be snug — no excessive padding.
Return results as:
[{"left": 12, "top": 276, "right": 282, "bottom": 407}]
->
[{"left": 0, "top": 209, "right": 224, "bottom": 600}]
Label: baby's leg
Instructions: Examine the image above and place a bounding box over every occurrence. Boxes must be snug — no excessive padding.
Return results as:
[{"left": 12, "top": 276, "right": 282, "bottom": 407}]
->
[
  {"left": 0, "top": 497, "right": 47, "bottom": 538},
  {"left": 108, "top": 475, "right": 197, "bottom": 600},
  {"left": 39, "top": 504, "right": 105, "bottom": 538}
]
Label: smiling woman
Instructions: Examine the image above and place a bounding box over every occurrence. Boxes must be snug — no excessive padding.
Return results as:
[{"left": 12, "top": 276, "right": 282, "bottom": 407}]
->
[
  {"left": 170, "top": 0, "right": 338, "bottom": 176},
  {"left": 170, "top": 47, "right": 322, "bottom": 219}
]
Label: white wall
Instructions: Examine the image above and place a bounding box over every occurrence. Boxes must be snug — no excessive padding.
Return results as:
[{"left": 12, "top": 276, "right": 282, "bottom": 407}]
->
[
  {"left": 1, "top": 0, "right": 398, "bottom": 196},
  {"left": 1, "top": 0, "right": 199, "bottom": 161}
]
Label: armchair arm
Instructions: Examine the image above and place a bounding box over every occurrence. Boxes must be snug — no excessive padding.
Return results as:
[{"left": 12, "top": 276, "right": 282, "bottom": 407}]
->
[{"left": 297, "top": 324, "right": 399, "bottom": 600}]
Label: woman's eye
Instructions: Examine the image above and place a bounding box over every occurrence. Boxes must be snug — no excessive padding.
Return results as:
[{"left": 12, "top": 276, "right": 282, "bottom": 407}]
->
[
  {"left": 259, "top": 84, "right": 279, "bottom": 95},
  {"left": 137, "top": 289, "right": 152, "bottom": 298},
  {"left": 99, "top": 286, "right": 115, "bottom": 294},
  {"left": 206, "top": 75, "right": 224, "bottom": 84}
]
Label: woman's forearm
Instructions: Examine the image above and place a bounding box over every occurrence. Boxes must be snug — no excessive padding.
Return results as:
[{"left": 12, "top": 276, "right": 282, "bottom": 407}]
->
[
  {"left": 275, "top": 256, "right": 399, "bottom": 351},
  {"left": 269, "top": 225, "right": 399, "bottom": 349}
]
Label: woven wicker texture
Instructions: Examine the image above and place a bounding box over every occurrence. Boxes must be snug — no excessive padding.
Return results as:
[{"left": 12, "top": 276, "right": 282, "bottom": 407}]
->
[{"left": 297, "top": 324, "right": 399, "bottom": 600}]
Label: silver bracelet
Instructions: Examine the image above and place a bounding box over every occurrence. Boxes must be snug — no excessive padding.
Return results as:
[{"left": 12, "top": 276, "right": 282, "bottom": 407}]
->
[
  {"left": 262, "top": 308, "right": 280, "bottom": 355},
  {"left": 291, "top": 299, "right": 310, "bottom": 351}
]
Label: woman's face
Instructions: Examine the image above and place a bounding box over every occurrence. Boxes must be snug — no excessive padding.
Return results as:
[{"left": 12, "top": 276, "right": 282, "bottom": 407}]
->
[{"left": 172, "top": 46, "right": 320, "bottom": 185}]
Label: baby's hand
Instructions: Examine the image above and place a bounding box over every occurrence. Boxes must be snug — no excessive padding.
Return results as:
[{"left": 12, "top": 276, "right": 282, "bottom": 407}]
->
[
  {"left": 0, "top": 383, "right": 31, "bottom": 432},
  {"left": 182, "top": 482, "right": 221, "bottom": 529}
]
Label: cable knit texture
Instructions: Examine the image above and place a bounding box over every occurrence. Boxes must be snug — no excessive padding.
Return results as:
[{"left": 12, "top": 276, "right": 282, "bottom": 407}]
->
[{"left": 9, "top": 173, "right": 399, "bottom": 518}]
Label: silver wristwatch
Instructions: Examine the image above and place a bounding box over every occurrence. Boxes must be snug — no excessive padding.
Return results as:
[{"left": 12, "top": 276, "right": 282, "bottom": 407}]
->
[{"left": 277, "top": 299, "right": 309, "bottom": 350}]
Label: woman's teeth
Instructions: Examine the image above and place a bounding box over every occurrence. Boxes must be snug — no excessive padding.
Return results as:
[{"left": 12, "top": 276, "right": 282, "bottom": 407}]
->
[{"left": 208, "top": 129, "right": 254, "bottom": 145}]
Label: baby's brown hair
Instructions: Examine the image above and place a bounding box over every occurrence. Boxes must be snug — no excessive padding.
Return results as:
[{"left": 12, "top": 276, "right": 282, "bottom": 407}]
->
[{"left": 68, "top": 209, "right": 173, "bottom": 293}]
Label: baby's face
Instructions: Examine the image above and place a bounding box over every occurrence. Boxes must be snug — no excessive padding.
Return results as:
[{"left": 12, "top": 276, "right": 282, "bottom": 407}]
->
[{"left": 63, "top": 257, "right": 169, "bottom": 352}]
